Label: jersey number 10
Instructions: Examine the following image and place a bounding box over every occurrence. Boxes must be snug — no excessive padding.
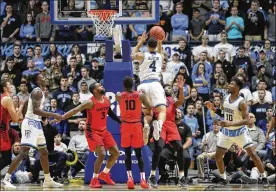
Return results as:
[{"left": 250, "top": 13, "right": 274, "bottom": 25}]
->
[
  {"left": 125, "top": 100, "right": 136, "bottom": 110},
  {"left": 226, "top": 114, "right": 233, "bottom": 121}
]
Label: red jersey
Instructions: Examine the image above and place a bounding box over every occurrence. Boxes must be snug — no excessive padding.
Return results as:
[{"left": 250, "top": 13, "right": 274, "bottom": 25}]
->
[
  {"left": 120, "top": 91, "right": 142, "bottom": 123},
  {"left": 86, "top": 96, "right": 110, "bottom": 131},
  {"left": 0, "top": 93, "right": 12, "bottom": 151},
  {"left": 154, "top": 96, "right": 176, "bottom": 123}
]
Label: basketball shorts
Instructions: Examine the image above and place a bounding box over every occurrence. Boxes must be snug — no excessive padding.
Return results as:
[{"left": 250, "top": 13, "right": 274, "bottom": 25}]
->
[
  {"left": 21, "top": 118, "right": 46, "bottom": 149},
  {"left": 121, "top": 122, "right": 143, "bottom": 148},
  {"left": 217, "top": 127, "right": 253, "bottom": 150},
  {"left": 160, "top": 122, "right": 181, "bottom": 142},
  {"left": 85, "top": 128, "right": 117, "bottom": 152},
  {"left": 137, "top": 80, "right": 166, "bottom": 108}
]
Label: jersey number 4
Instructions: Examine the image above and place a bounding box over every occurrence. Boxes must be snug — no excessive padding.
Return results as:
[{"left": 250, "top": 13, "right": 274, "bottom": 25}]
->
[
  {"left": 149, "top": 61, "right": 156, "bottom": 72},
  {"left": 125, "top": 100, "right": 136, "bottom": 110},
  {"left": 226, "top": 114, "right": 233, "bottom": 121}
]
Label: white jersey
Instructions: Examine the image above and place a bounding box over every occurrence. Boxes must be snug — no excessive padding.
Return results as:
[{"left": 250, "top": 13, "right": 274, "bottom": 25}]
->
[
  {"left": 223, "top": 94, "right": 245, "bottom": 130},
  {"left": 139, "top": 52, "right": 162, "bottom": 82},
  {"left": 25, "top": 87, "right": 45, "bottom": 121}
]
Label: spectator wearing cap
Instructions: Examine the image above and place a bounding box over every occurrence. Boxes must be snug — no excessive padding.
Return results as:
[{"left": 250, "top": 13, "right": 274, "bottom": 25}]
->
[
  {"left": 257, "top": 50, "right": 273, "bottom": 78},
  {"left": 77, "top": 66, "right": 96, "bottom": 91},
  {"left": 251, "top": 65, "right": 270, "bottom": 91},
  {"left": 167, "top": 52, "right": 189, "bottom": 78},
  {"left": 89, "top": 58, "right": 104, "bottom": 83},
  {"left": 225, "top": 6, "right": 244, "bottom": 40},
  {"left": 79, "top": 82, "right": 92, "bottom": 103},
  {"left": 213, "top": 32, "right": 236, "bottom": 63},
  {"left": 252, "top": 80, "right": 273, "bottom": 104},
  {"left": 176, "top": 38, "right": 192, "bottom": 72},
  {"left": 192, "top": 35, "right": 214, "bottom": 63},
  {"left": 265, "top": 3, "right": 276, "bottom": 41},
  {"left": 171, "top": 2, "right": 189, "bottom": 41},
  {"left": 251, "top": 89, "right": 271, "bottom": 125},
  {"left": 205, "top": 0, "right": 226, "bottom": 42},
  {"left": 192, "top": 51, "right": 213, "bottom": 81},
  {"left": 232, "top": 46, "right": 253, "bottom": 80},
  {"left": 244, "top": 0, "right": 265, "bottom": 41},
  {"left": 189, "top": 8, "right": 205, "bottom": 41}
]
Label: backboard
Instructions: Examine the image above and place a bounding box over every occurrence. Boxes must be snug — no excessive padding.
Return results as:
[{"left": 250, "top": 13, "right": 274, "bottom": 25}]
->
[{"left": 50, "top": 0, "right": 159, "bottom": 25}]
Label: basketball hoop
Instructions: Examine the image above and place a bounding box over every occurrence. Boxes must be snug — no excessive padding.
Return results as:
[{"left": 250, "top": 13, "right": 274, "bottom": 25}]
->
[{"left": 88, "top": 10, "right": 118, "bottom": 39}]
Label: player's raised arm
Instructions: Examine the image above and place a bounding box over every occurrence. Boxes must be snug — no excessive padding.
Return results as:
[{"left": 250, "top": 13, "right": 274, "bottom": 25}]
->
[
  {"left": 174, "top": 75, "right": 185, "bottom": 108},
  {"left": 131, "top": 32, "right": 147, "bottom": 62},
  {"left": 157, "top": 38, "right": 165, "bottom": 60},
  {"left": 31, "top": 89, "right": 62, "bottom": 120},
  {"left": 2, "top": 97, "right": 24, "bottom": 122},
  {"left": 62, "top": 100, "right": 93, "bottom": 120}
]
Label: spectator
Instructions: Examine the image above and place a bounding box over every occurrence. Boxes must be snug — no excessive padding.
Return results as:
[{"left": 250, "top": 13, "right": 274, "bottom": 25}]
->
[
  {"left": 67, "top": 75, "right": 78, "bottom": 93},
  {"left": 232, "top": 46, "right": 253, "bottom": 79},
  {"left": 244, "top": 40, "right": 257, "bottom": 65},
  {"left": 210, "top": 62, "right": 224, "bottom": 87},
  {"left": 252, "top": 80, "right": 273, "bottom": 104},
  {"left": 11, "top": 44, "right": 26, "bottom": 72},
  {"left": 244, "top": 0, "right": 265, "bottom": 41},
  {"left": 171, "top": 2, "right": 189, "bottom": 41},
  {"left": 176, "top": 38, "right": 192, "bottom": 72},
  {"left": 79, "top": 81, "right": 92, "bottom": 103},
  {"left": 2, "top": 57, "right": 21, "bottom": 87},
  {"left": 251, "top": 65, "right": 270, "bottom": 91},
  {"left": 66, "top": 44, "right": 86, "bottom": 65},
  {"left": 54, "top": 134, "right": 68, "bottom": 153},
  {"left": 57, "top": 25, "right": 76, "bottom": 42},
  {"left": 206, "top": 96, "right": 222, "bottom": 129},
  {"left": 0, "top": 0, "right": 6, "bottom": 17},
  {"left": 159, "top": 0, "right": 174, "bottom": 16},
  {"left": 225, "top": 6, "right": 244, "bottom": 40},
  {"left": 47, "top": 44, "right": 61, "bottom": 58},
  {"left": 265, "top": 3, "right": 276, "bottom": 41},
  {"left": 191, "top": 0, "right": 212, "bottom": 21},
  {"left": 68, "top": 120, "right": 89, "bottom": 178},
  {"left": 213, "top": 32, "right": 236, "bottom": 62},
  {"left": 192, "top": 51, "right": 213, "bottom": 80},
  {"left": 205, "top": 0, "right": 226, "bottom": 41},
  {"left": 77, "top": 67, "right": 96, "bottom": 91},
  {"left": 26, "top": 47, "right": 34, "bottom": 61},
  {"left": 89, "top": 58, "right": 104, "bottom": 83},
  {"left": 257, "top": 106, "right": 274, "bottom": 134},
  {"left": 0, "top": 3, "right": 21, "bottom": 43},
  {"left": 76, "top": 25, "right": 94, "bottom": 41},
  {"left": 53, "top": 76, "right": 73, "bottom": 111},
  {"left": 33, "top": 45, "right": 44, "bottom": 70},
  {"left": 247, "top": 113, "right": 267, "bottom": 159},
  {"left": 251, "top": 90, "right": 271, "bottom": 125},
  {"left": 197, "top": 120, "right": 221, "bottom": 180},
  {"left": 192, "top": 63, "right": 210, "bottom": 101},
  {"left": 263, "top": 40, "right": 275, "bottom": 63},
  {"left": 24, "top": 0, "right": 41, "bottom": 21},
  {"left": 192, "top": 35, "right": 213, "bottom": 63},
  {"left": 35, "top": 1, "right": 56, "bottom": 42},
  {"left": 257, "top": 50, "right": 273, "bottom": 78},
  {"left": 212, "top": 73, "right": 228, "bottom": 97},
  {"left": 20, "top": 13, "right": 36, "bottom": 41},
  {"left": 129, "top": 10, "right": 147, "bottom": 41},
  {"left": 167, "top": 52, "right": 189, "bottom": 79},
  {"left": 160, "top": 59, "right": 173, "bottom": 85},
  {"left": 184, "top": 87, "right": 202, "bottom": 112},
  {"left": 22, "top": 59, "right": 40, "bottom": 78},
  {"left": 17, "top": 82, "right": 29, "bottom": 102},
  {"left": 189, "top": 8, "right": 205, "bottom": 41}
]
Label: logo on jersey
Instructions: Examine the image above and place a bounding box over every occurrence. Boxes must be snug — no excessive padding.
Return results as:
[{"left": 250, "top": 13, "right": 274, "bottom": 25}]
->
[{"left": 25, "top": 130, "right": 31, "bottom": 138}]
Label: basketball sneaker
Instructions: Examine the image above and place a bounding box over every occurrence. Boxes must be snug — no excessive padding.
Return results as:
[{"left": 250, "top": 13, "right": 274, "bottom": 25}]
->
[
  {"left": 98, "top": 172, "right": 115, "bottom": 185},
  {"left": 1, "top": 179, "right": 16, "bottom": 190},
  {"left": 152, "top": 120, "right": 161, "bottom": 140},
  {"left": 127, "top": 177, "right": 135, "bottom": 189},
  {"left": 43, "top": 178, "right": 64, "bottom": 188},
  {"left": 140, "top": 179, "right": 149, "bottom": 189},
  {"left": 143, "top": 124, "right": 150, "bottom": 145},
  {"left": 148, "top": 175, "right": 158, "bottom": 188},
  {"left": 262, "top": 177, "right": 269, "bottom": 188},
  {"left": 89, "top": 178, "right": 102, "bottom": 188}
]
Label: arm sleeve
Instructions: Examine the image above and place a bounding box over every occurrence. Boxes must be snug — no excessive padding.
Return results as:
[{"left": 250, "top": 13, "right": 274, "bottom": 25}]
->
[{"left": 108, "top": 107, "right": 121, "bottom": 125}]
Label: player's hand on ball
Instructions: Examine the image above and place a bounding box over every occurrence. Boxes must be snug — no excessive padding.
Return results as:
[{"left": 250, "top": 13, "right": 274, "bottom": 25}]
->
[{"left": 219, "top": 120, "right": 231, "bottom": 127}]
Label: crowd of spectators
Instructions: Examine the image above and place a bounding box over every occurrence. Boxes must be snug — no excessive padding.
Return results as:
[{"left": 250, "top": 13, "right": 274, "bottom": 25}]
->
[{"left": 0, "top": 0, "right": 275, "bottom": 186}]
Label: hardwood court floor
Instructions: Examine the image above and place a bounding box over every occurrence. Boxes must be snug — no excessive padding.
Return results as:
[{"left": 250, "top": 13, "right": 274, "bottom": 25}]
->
[{"left": 2, "top": 183, "right": 275, "bottom": 191}]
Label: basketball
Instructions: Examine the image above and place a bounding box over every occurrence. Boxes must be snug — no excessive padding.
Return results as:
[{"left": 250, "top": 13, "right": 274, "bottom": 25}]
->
[{"left": 149, "top": 26, "right": 165, "bottom": 40}]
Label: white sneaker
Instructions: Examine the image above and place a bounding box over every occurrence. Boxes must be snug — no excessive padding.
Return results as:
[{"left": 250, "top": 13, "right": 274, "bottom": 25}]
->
[
  {"left": 152, "top": 120, "right": 160, "bottom": 140},
  {"left": 1, "top": 179, "right": 16, "bottom": 190},
  {"left": 43, "top": 178, "right": 64, "bottom": 188},
  {"left": 143, "top": 124, "right": 150, "bottom": 145}
]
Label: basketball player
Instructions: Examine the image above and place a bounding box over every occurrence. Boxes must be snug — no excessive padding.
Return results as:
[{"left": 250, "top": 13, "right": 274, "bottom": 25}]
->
[
  {"left": 266, "top": 106, "right": 275, "bottom": 141},
  {"left": 115, "top": 76, "right": 151, "bottom": 189},
  {"left": 205, "top": 77, "right": 269, "bottom": 187},
  {"left": 132, "top": 32, "right": 166, "bottom": 142},
  {"left": 148, "top": 75, "right": 186, "bottom": 188},
  {"left": 0, "top": 80, "right": 24, "bottom": 176},
  {"left": 62, "top": 82, "right": 121, "bottom": 188},
  {"left": 2, "top": 74, "right": 64, "bottom": 190}
]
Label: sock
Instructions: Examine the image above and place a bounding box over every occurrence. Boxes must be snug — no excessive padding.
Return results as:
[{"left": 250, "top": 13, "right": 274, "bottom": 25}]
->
[
  {"left": 127, "top": 171, "right": 132, "bottom": 178},
  {"left": 260, "top": 172, "right": 267, "bottom": 178},
  {"left": 44, "top": 173, "right": 51, "bottom": 181},
  {"left": 93, "top": 173, "right": 98, "bottom": 178},
  {"left": 4, "top": 173, "right": 11, "bottom": 181},
  {"left": 103, "top": 167, "right": 110, "bottom": 174},
  {"left": 220, "top": 172, "right": 226, "bottom": 180},
  {"left": 140, "top": 172, "right": 145, "bottom": 180},
  {"left": 150, "top": 170, "right": 156, "bottom": 176},
  {"left": 179, "top": 172, "right": 184, "bottom": 178}
]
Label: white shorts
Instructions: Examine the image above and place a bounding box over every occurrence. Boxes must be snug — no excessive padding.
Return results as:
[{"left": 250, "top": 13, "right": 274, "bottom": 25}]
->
[
  {"left": 21, "top": 118, "right": 46, "bottom": 149},
  {"left": 137, "top": 80, "right": 166, "bottom": 108},
  {"left": 217, "top": 127, "right": 253, "bottom": 150}
]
